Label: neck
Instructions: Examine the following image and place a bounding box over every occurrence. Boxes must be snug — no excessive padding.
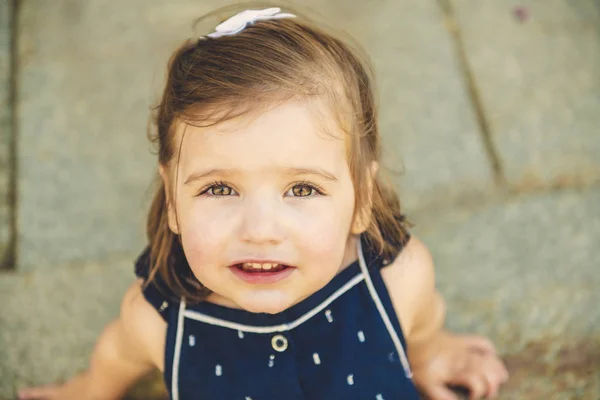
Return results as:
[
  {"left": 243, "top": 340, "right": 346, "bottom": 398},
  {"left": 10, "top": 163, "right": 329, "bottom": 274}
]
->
[{"left": 338, "top": 234, "right": 359, "bottom": 274}]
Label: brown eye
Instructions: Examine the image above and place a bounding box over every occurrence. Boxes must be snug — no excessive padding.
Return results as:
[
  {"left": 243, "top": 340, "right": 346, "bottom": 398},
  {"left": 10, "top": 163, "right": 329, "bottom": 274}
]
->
[
  {"left": 292, "top": 184, "right": 314, "bottom": 197},
  {"left": 211, "top": 185, "right": 233, "bottom": 196}
]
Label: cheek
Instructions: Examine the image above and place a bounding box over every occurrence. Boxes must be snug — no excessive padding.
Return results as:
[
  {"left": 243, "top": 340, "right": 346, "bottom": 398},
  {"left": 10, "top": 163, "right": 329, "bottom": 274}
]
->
[
  {"left": 177, "top": 203, "right": 238, "bottom": 265},
  {"left": 294, "top": 197, "right": 355, "bottom": 258}
]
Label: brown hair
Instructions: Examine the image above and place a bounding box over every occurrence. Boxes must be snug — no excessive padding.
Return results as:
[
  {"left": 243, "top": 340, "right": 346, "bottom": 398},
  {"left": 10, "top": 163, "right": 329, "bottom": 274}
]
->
[{"left": 145, "top": 4, "right": 410, "bottom": 303}]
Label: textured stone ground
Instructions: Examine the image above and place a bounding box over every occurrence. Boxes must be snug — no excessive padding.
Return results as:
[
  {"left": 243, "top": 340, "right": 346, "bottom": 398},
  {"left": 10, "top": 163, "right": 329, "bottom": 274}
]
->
[{"left": 418, "top": 187, "right": 600, "bottom": 399}]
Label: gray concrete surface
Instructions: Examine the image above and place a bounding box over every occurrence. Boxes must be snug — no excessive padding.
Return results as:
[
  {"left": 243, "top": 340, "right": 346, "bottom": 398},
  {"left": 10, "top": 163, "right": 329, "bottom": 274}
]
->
[
  {"left": 315, "top": 0, "right": 494, "bottom": 212},
  {"left": 0, "top": 0, "right": 13, "bottom": 267},
  {"left": 1, "top": 0, "right": 599, "bottom": 399},
  {"left": 453, "top": 0, "right": 600, "bottom": 190},
  {"left": 417, "top": 187, "right": 600, "bottom": 398},
  {"left": 17, "top": 2, "right": 159, "bottom": 271},
  {"left": 0, "top": 257, "right": 131, "bottom": 397}
]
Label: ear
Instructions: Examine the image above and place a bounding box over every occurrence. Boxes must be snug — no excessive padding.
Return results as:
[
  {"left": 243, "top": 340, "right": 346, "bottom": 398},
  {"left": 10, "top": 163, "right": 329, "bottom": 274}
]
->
[
  {"left": 351, "top": 161, "right": 379, "bottom": 234},
  {"left": 159, "top": 164, "right": 180, "bottom": 235}
]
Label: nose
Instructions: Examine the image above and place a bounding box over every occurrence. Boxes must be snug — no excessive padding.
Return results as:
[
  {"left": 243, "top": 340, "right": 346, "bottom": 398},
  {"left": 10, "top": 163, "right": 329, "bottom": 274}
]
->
[{"left": 239, "top": 194, "right": 283, "bottom": 245}]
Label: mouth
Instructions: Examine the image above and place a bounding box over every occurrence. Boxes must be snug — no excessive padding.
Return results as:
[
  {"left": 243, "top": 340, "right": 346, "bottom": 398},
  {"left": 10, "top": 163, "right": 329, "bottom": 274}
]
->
[
  {"left": 230, "top": 262, "right": 295, "bottom": 284},
  {"left": 234, "top": 262, "right": 290, "bottom": 273}
]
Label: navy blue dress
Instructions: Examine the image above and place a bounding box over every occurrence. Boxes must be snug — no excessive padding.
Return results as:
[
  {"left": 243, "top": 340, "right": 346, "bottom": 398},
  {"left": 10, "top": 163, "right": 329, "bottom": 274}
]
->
[{"left": 135, "top": 234, "right": 420, "bottom": 400}]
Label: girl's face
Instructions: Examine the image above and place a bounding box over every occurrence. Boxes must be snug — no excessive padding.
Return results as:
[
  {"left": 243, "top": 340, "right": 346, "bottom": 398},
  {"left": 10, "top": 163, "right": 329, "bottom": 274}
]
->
[{"left": 163, "top": 100, "right": 360, "bottom": 314}]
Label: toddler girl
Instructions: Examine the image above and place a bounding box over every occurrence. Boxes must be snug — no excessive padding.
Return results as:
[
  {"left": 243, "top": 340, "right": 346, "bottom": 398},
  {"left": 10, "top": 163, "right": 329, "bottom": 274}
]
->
[{"left": 19, "top": 5, "right": 508, "bottom": 400}]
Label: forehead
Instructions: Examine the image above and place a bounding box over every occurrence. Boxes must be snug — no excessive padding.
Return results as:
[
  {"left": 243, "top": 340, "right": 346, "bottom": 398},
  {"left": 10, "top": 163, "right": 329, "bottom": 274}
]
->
[{"left": 174, "top": 100, "right": 349, "bottom": 173}]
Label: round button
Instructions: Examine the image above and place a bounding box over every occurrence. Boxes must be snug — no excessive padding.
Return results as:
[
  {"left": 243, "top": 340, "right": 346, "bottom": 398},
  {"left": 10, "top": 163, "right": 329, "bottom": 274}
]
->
[{"left": 271, "top": 334, "right": 288, "bottom": 352}]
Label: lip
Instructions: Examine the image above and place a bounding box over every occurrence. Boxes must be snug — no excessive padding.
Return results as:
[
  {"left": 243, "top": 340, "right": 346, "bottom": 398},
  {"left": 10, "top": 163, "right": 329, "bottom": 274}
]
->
[
  {"left": 229, "top": 263, "right": 296, "bottom": 285},
  {"left": 230, "top": 259, "right": 292, "bottom": 266}
]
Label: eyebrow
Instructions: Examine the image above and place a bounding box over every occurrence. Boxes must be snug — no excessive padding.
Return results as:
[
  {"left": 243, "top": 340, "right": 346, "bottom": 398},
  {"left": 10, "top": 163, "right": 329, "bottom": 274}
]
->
[{"left": 184, "top": 167, "right": 339, "bottom": 185}]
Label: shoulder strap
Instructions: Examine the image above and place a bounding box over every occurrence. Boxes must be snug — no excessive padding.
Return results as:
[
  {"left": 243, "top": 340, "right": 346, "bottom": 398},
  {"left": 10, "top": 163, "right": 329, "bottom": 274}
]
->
[
  {"left": 363, "top": 229, "right": 411, "bottom": 271},
  {"left": 382, "top": 232, "right": 411, "bottom": 269},
  {"left": 357, "top": 235, "right": 413, "bottom": 379},
  {"left": 134, "top": 247, "right": 172, "bottom": 321}
]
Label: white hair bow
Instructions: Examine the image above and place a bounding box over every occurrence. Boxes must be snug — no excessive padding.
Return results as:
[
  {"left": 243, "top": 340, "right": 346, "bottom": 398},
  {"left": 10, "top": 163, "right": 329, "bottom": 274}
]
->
[{"left": 205, "top": 7, "right": 296, "bottom": 39}]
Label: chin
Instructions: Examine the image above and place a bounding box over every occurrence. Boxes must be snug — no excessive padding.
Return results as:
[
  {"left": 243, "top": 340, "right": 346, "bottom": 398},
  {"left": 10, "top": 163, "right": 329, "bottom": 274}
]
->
[{"left": 240, "top": 298, "right": 292, "bottom": 315}]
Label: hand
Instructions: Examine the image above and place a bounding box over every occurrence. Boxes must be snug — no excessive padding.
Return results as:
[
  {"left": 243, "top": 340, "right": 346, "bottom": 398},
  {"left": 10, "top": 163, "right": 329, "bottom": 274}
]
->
[
  {"left": 18, "top": 373, "right": 95, "bottom": 400},
  {"left": 412, "top": 332, "right": 509, "bottom": 400}
]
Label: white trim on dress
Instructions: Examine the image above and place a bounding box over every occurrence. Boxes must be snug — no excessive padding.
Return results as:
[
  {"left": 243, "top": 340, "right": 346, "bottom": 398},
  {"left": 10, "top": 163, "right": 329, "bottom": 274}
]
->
[
  {"left": 183, "top": 274, "right": 365, "bottom": 333},
  {"left": 357, "top": 239, "right": 413, "bottom": 379},
  {"left": 171, "top": 299, "right": 187, "bottom": 400}
]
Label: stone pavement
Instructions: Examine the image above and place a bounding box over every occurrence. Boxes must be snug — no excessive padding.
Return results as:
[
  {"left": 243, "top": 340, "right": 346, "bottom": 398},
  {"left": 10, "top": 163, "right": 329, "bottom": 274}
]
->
[
  {"left": 418, "top": 187, "right": 600, "bottom": 399},
  {"left": 1, "top": 0, "right": 599, "bottom": 399},
  {"left": 0, "top": 0, "right": 14, "bottom": 267}
]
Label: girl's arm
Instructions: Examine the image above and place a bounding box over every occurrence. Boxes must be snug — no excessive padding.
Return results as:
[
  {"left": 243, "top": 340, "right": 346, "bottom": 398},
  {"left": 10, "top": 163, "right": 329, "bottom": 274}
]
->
[
  {"left": 382, "top": 238, "right": 446, "bottom": 365},
  {"left": 382, "top": 237, "right": 508, "bottom": 400},
  {"left": 19, "top": 280, "right": 167, "bottom": 400}
]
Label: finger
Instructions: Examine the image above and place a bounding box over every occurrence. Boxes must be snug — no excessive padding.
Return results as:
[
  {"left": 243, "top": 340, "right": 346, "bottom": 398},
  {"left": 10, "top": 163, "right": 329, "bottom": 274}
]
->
[
  {"left": 466, "top": 375, "right": 488, "bottom": 400},
  {"left": 461, "top": 335, "right": 497, "bottom": 355},
  {"left": 486, "top": 357, "right": 510, "bottom": 397},
  {"left": 449, "top": 360, "right": 488, "bottom": 400},
  {"left": 481, "top": 366, "right": 500, "bottom": 399},
  {"left": 448, "top": 375, "right": 487, "bottom": 400},
  {"left": 424, "top": 384, "right": 461, "bottom": 400},
  {"left": 495, "top": 358, "right": 509, "bottom": 384},
  {"left": 476, "top": 350, "right": 509, "bottom": 383},
  {"left": 498, "top": 358, "right": 510, "bottom": 382},
  {"left": 18, "top": 385, "right": 59, "bottom": 400}
]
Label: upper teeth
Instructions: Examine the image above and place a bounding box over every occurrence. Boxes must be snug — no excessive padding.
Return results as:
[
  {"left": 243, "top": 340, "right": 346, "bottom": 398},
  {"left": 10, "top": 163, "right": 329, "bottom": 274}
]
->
[{"left": 243, "top": 262, "right": 279, "bottom": 270}]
